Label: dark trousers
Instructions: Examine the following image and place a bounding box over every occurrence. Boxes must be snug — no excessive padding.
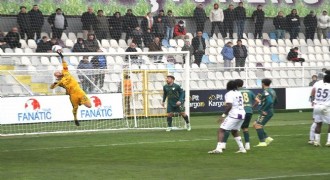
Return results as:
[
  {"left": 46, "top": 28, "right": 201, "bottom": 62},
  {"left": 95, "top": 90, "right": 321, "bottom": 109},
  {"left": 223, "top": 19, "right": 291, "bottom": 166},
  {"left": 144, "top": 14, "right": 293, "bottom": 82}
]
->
[
  {"left": 289, "top": 26, "right": 300, "bottom": 40},
  {"left": 194, "top": 51, "right": 204, "bottom": 67},
  {"left": 124, "top": 96, "right": 131, "bottom": 115},
  {"left": 254, "top": 23, "right": 263, "bottom": 39},
  {"left": 224, "top": 21, "right": 234, "bottom": 38},
  {"left": 96, "top": 30, "right": 108, "bottom": 41},
  {"left": 94, "top": 74, "right": 105, "bottom": 89},
  {"left": 52, "top": 27, "right": 64, "bottom": 39},
  {"left": 125, "top": 30, "right": 133, "bottom": 41},
  {"left": 236, "top": 20, "right": 245, "bottom": 39},
  {"left": 31, "top": 27, "right": 42, "bottom": 40},
  {"left": 196, "top": 22, "right": 205, "bottom": 32},
  {"left": 19, "top": 27, "right": 33, "bottom": 39},
  {"left": 211, "top": 21, "right": 225, "bottom": 38},
  {"left": 305, "top": 27, "right": 316, "bottom": 40},
  {"left": 235, "top": 57, "right": 246, "bottom": 71}
]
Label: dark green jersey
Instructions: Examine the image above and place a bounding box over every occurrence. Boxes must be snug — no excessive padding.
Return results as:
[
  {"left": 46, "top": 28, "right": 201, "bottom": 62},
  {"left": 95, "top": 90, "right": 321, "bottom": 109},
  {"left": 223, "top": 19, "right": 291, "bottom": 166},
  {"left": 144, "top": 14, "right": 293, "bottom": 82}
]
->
[
  {"left": 260, "top": 88, "right": 277, "bottom": 112},
  {"left": 163, "top": 83, "right": 184, "bottom": 107},
  {"left": 238, "top": 88, "right": 256, "bottom": 114}
]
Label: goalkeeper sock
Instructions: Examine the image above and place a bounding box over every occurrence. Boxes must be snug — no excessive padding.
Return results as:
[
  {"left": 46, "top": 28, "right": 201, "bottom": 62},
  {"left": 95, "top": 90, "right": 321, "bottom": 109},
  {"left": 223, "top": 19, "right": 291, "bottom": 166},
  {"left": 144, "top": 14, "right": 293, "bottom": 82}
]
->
[
  {"left": 183, "top": 115, "right": 189, "bottom": 124},
  {"left": 167, "top": 117, "right": 173, "bottom": 127},
  {"left": 223, "top": 130, "right": 230, "bottom": 143},
  {"left": 243, "top": 131, "right": 250, "bottom": 143}
]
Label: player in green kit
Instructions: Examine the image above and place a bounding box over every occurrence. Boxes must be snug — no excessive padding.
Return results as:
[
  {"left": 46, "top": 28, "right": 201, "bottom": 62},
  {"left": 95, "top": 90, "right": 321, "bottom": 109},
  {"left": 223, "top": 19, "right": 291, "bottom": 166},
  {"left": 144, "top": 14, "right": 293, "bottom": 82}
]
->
[
  {"left": 235, "top": 79, "right": 259, "bottom": 150},
  {"left": 162, "top": 75, "right": 191, "bottom": 132},
  {"left": 254, "top": 78, "right": 278, "bottom": 147}
]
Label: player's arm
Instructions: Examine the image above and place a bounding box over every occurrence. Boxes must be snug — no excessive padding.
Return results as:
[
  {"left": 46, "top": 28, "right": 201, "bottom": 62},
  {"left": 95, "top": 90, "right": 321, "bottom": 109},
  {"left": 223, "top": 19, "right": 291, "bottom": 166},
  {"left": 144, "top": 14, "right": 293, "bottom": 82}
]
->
[
  {"left": 57, "top": 50, "right": 69, "bottom": 74},
  {"left": 310, "top": 87, "right": 316, "bottom": 103},
  {"left": 223, "top": 103, "right": 232, "bottom": 116},
  {"left": 177, "top": 86, "right": 184, "bottom": 105},
  {"left": 50, "top": 82, "right": 58, "bottom": 89},
  {"left": 251, "top": 91, "right": 260, "bottom": 107},
  {"left": 162, "top": 86, "right": 167, "bottom": 107}
]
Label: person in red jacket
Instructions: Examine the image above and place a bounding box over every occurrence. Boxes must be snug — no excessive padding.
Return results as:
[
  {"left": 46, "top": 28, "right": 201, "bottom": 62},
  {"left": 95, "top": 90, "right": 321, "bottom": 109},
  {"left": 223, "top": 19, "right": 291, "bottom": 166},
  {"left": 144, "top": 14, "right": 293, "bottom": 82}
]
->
[{"left": 173, "top": 20, "right": 187, "bottom": 39}]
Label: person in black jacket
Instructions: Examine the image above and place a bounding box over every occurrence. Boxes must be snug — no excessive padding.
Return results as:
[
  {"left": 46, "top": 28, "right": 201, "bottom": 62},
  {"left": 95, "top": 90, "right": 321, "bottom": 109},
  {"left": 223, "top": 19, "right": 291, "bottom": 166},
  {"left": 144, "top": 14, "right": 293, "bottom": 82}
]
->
[
  {"left": 81, "top": 7, "right": 97, "bottom": 39},
  {"left": 109, "top": 12, "right": 122, "bottom": 42},
  {"left": 28, "top": 5, "right": 44, "bottom": 40},
  {"left": 153, "top": 17, "right": 165, "bottom": 40},
  {"left": 273, "top": 11, "right": 286, "bottom": 40},
  {"left": 140, "top": 12, "right": 153, "bottom": 33},
  {"left": 304, "top": 11, "right": 317, "bottom": 40},
  {"left": 48, "top": 8, "right": 68, "bottom": 39},
  {"left": 234, "top": 2, "right": 246, "bottom": 39},
  {"left": 224, "top": 4, "right": 235, "bottom": 39},
  {"left": 193, "top": 4, "right": 207, "bottom": 32},
  {"left": 122, "top": 9, "right": 139, "bottom": 41},
  {"left": 233, "top": 40, "right": 248, "bottom": 71},
  {"left": 0, "top": 31, "right": 10, "bottom": 51},
  {"left": 36, "top": 36, "right": 52, "bottom": 52},
  {"left": 286, "top": 9, "right": 301, "bottom": 40},
  {"left": 251, "top": 5, "right": 265, "bottom": 39},
  {"left": 5, "top": 27, "right": 21, "bottom": 49},
  {"left": 191, "top": 31, "right": 206, "bottom": 67},
  {"left": 125, "top": 42, "right": 139, "bottom": 62},
  {"left": 72, "top": 38, "right": 88, "bottom": 52},
  {"left": 143, "top": 28, "right": 154, "bottom": 48},
  {"left": 17, "top": 6, "right": 33, "bottom": 40},
  {"left": 287, "top": 47, "right": 305, "bottom": 65}
]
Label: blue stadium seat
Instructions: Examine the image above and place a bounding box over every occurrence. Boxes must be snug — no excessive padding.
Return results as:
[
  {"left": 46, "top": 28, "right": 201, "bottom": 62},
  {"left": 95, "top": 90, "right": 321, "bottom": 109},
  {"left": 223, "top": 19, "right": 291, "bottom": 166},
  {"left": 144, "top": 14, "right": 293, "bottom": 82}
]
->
[
  {"left": 269, "top": 32, "right": 276, "bottom": 40},
  {"left": 202, "top": 33, "right": 209, "bottom": 40},
  {"left": 162, "top": 39, "right": 170, "bottom": 48},
  {"left": 271, "top": 54, "right": 280, "bottom": 62}
]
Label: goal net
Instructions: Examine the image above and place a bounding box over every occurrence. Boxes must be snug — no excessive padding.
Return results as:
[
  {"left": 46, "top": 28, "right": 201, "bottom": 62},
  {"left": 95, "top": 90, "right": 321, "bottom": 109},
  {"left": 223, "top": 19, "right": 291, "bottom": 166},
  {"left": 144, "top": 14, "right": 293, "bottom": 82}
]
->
[{"left": 0, "top": 51, "right": 190, "bottom": 136}]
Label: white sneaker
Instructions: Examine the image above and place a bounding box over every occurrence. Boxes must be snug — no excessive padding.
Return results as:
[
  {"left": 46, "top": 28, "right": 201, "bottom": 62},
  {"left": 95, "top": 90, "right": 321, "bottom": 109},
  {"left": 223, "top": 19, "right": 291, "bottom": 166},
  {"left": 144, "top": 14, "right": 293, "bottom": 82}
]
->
[
  {"left": 314, "top": 142, "right": 321, "bottom": 147},
  {"left": 236, "top": 148, "right": 247, "bottom": 153},
  {"left": 265, "top": 137, "right": 274, "bottom": 145},
  {"left": 245, "top": 143, "right": 250, "bottom": 150},
  {"left": 325, "top": 142, "right": 330, "bottom": 147},
  {"left": 186, "top": 123, "right": 191, "bottom": 131},
  {"left": 308, "top": 140, "right": 314, "bottom": 145},
  {"left": 208, "top": 149, "right": 222, "bottom": 154},
  {"left": 166, "top": 127, "right": 172, "bottom": 132}
]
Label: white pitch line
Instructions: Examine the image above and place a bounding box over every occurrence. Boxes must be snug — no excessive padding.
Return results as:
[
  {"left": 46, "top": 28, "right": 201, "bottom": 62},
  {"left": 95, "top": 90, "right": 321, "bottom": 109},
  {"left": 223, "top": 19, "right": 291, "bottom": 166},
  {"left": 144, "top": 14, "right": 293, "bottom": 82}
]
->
[{"left": 237, "top": 172, "right": 330, "bottom": 180}]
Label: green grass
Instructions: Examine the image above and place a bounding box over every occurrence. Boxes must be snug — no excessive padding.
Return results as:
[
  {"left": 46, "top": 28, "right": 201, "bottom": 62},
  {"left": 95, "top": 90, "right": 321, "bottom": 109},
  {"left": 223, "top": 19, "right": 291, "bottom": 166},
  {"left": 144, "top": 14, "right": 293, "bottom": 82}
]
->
[{"left": 1, "top": 111, "right": 330, "bottom": 180}]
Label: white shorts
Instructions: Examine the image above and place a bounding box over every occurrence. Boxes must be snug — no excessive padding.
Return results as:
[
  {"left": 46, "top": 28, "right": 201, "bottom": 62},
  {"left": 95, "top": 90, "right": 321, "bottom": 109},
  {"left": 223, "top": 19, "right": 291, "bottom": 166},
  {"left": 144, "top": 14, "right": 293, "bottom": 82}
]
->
[
  {"left": 313, "top": 104, "right": 330, "bottom": 124},
  {"left": 220, "top": 116, "right": 244, "bottom": 131}
]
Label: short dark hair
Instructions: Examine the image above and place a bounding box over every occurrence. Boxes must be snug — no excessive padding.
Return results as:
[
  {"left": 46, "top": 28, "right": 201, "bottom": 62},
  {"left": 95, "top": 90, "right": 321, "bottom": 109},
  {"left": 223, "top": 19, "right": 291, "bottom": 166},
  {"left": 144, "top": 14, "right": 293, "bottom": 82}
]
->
[
  {"left": 56, "top": 8, "right": 62, "bottom": 12},
  {"left": 167, "top": 10, "right": 172, "bottom": 13},
  {"left": 97, "top": 10, "right": 103, "bottom": 13},
  {"left": 237, "top": 40, "right": 242, "bottom": 43},
  {"left": 324, "top": 75, "right": 330, "bottom": 83},
  {"left": 235, "top": 79, "right": 244, "bottom": 88},
  {"left": 226, "top": 80, "right": 237, "bottom": 91},
  {"left": 125, "top": 75, "right": 130, "bottom": 79},
  {"left": 20, "top": 6, "right": 26, "bottom": 10},
  {"left": 262, "top": 78, "right": 272, "bottom": 86},
  {"left": 167, "top": 75, "right": 175, "bottom": 80}
]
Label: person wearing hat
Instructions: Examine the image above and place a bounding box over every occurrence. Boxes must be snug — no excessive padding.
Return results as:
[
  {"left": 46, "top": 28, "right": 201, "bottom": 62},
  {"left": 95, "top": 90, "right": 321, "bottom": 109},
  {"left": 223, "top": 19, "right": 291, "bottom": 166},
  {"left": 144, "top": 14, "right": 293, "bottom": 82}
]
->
[
  {"left": 162, "top": 75, "right": 191, "bottom": 132},
  {"left": 287, "top": 47, "right": 305, "bottom": 65},
  {"left": 303, "top": 10, "right": 317, "bottom": 40},
  {"left": 317, "top": 10, "right": 330, "bottom": 39},
  {"left": 173, "top": 20, "right": 187, "bottom": 40}
]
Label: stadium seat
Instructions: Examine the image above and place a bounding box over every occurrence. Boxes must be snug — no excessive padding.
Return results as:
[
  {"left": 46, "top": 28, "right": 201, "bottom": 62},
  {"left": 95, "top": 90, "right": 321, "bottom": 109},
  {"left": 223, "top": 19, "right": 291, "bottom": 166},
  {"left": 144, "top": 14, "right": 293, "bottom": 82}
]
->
[
  {"left": 278, "top": 47, "right": 286, "bottom": 54},
  {"left": 285, "top": 39, "right": 293, "bottom": 47},
  {"left": 295, "top": 79, "right": 303, "bottom": 87},
  {"left": 248, "top": 47, "right": 256, "bottom": 54},
  {"left": 232, "top": 71, "right": 240, "bottom": 79},
  {"left": 68, "top": 32, "right": 77, "bottom": 41},
  {"left": 307, "top": 39, "right": 314, "bottom": 46},
  {"left": 277, "top": 39, "right": 285, "bottom": 46},
  {"left": 25, "top": 48, "right": 34, "bottom": 53},
  {"left": 217, "top": 39, "right": 225, "bottom": 47},
  {"left": 298, "top": 33, "right": 305, "bottom": 39},
  {"left": 110, "top": 39, "right": 119, "bottom": 48},
  {"left": 248, "top": 71, "right": 257, "bottom": 79},
  {"left": 247, "top": 33, "right": 254, "bottom": 39},
  {"left": 280, "top": 79, "right": 289, "bottom": 87},
  {"left": 322, "top": 46, "right": 330, "bottom": 53},
  {"left": 198, "top": 81, "right": 207, "bottom": 90},
  {"left": 272, "top": 70, "right": 280, "bottom": 78},
  {"left": 117, "top": 47, "right": 125, "bottom": 53},
  {"left": 190, "top": 80, "right": 199, "bottom": 90},
  {"left": 101, "top": 39, "right": 110, "bottom": 48},
  {"left": 14, "top": 48, "right": 24, "bottom": 54},
  {"left": 50, "top": 57, "right": 60, "bottom": 66},
  {"left": 308, "top": 54, "right": 316, "bottom": 61},
  {"left": 209, "top": 47, "right": 217, "bottom": 55},
  {"left": 313, "top": 39, "right": 321, "bottom": 46},
  {"left": 248, "top": 80, "right": 257, "bottom": 88},
  {"left": 255, "top": 39, "right": 263, "bottom": 47},
  {"left": 209, "top": 39, "right": 217, "bottom": 47},
  {"left": 321, "top": 39, "right": 329, "bottom": 46},
  {"left": 69, "top": 56, "right": 79, "bottom": 66},
  {"left": 27, "top": 39, "right": 37, "bottom": 49},
  {"left": 324, "top": 54, "right": 330, "bottom": 61},
  {"left": 215, "top": 80, "right": 224, "bottom": 89},
  {"left": 279, "top": 70, "right": 288, "bottom": 78},
  {"left": 60, "top": 33, "right": 68, "bottom": 41},
  {"left": 292, "top": 39, "right": 299, "bottom": 47},
  {"left": 271, "top": 54, "right": 280, "bottom": 62},
  {"left": 215, "top": 72, "right": 224, "bottom": 79},
  {"left": 255, "top": 54, "right": 263, "bottom": 62},
  {"left": 270, "top": 39, "right": 278, "bottom": 46},
  {"left": 190, "top": 72, "right": 199, "bottom": 80},
  {"left": 314, "top": 46, "right": 323, "bottom": 54},
  {"left": 299, "top": 39, "right": 307, "bottom": 46},
  {"left": 248, "top": 39, "right": 256, "bottom": 47},
  {"left": 223, "top": 71, "right": 232, "bottom": 79},
  {"left": 19, "top": 39, "right": 28, "bottom": 48},
  {"left": 206, "top": 80, "right": 216, "bottom": 89},
  {"left": 308, "top": 46, "right": 315, "bottom": 54},
  {"left": 118, "top": 39, "right": 128, "bottom": 48},
  {"left": 263, "top": 33, "right": 270, "bottom": 40},
  {"left": 315, "top": 54, "right": 324, "bottom": 61},
  {"left": 263, "top": 47, "right": 271, "bottom": 54},
  {"left": 169, "top": 39, "right": 178, "bottom": 47},
  {"left": 65, "top": 39, "right": 74, "bottom": 47}
]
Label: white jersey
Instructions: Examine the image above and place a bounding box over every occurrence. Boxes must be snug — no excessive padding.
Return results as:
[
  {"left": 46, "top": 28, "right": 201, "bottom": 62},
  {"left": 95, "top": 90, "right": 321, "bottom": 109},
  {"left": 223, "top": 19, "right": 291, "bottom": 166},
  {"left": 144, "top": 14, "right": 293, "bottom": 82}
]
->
[
  {"left": 313, "top": 82, "right": 330, "bottom": 106},
  {"left": 225, "top": 90, "right": 246, "bottom": 119}
]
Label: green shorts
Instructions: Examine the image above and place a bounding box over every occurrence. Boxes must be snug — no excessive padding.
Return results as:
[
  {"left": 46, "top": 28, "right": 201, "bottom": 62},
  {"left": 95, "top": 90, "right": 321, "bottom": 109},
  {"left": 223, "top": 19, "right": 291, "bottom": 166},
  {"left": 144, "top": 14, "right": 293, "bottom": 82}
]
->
[
  {"left": 256, "top": 112, "right": 273, "bottom": 126},
  {"left": 167, "top": 104, "right": 185, "bottom": 114},
  {"left": 241, "top": 113, "right": 253, "bottom": 129}
]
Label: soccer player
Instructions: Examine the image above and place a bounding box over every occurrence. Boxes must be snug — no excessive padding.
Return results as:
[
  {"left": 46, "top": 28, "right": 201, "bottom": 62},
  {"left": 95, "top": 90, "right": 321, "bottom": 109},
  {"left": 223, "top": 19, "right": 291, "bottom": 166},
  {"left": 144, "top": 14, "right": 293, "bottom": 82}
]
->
[
  {"left": 313, "top": 74, "right": 330, "bottom": 147},
  {"left": 162, "top": 75, "right": 191, "bottom": 132},
  {"left": 208, "top": 80, "right": 246, "bottom": 154},
  {"left": 50, "top": 50, "right": 92, "bottom": 126},
  {"left": 235, "top": 79, "right": 259, "bottom": 150},
  {"left": 254, "top": 78, "right": 277, "bottom": 147}
]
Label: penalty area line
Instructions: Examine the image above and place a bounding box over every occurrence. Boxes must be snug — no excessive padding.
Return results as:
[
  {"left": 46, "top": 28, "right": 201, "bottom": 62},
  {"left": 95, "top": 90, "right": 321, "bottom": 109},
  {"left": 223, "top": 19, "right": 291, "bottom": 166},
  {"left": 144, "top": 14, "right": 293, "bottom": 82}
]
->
[{"left": 237, "top": 172, "right": 330, "bottom": 180}]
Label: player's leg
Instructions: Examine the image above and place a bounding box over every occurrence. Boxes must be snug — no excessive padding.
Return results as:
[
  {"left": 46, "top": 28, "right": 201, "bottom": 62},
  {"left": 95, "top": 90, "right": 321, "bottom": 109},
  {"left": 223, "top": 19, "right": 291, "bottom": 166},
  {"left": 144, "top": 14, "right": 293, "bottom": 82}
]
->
[
  {"left": 80, "top": 94, "right": 91, "bottom": 108},
  {"left": 232, "top": 119, "right": 246, "bottom": 153},
  {"left": 241, "top": 113, "right": 252, "bottom": 150},
  {"left": 208, "top": 128, "right": 224, "bottom": 154},
  {"left": 309, "top": 120, "right": 317, "bottom": 145},
  {"left": 69, "top": 95, "right": 80, "bottom": 126},
  {"left": 326, "top": 124, "right": 330, "bottom": 147},
  {"left": 254, "top": 115, "right": 268, "bottom": 147},
  {"left": 179, "top": 104, "right": 191, "bottom": 131},
  {"left": 313, "top": 105, "right": 324, "bottom": 146},
  {"left": 166, "top": 112, "right": 174, "bottom": 132}
]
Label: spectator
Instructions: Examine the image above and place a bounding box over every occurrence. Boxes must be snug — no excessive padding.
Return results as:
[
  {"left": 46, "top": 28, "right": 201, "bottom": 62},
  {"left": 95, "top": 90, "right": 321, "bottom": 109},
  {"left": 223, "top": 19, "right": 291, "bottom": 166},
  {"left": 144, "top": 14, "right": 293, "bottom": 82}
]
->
[
  {"left": 309, "top": 75, "right": 318, "bottom": 86},
  {"left": 36, "top": 36, "right": 52, "bottom": 52},
  {"left": 0, "top": 31, "right": 10, "bottom": 51},
  {"left": 77, "top": 56, "right": 94, "bottom": 93},
  {"left": 72, "top": 38, "right": 88, "bottom": 52},
  {"left": 141, "top": 12, "right": 153, "bottom": 33},
  {"left": 273, "top": 11, "right": 287, "bottom": 40},
  {"left": 234, "top": 2, "right": 246, "bottom": 40},
  {"left": 125, "top": 42, "right": 139, "bottom": 63},
  {"left": 17, "top": 6, "right": 33, "bottom": 40},
  {"left": 173, "top": 20, "right": 187, "bottom": 39},
  {"left": 148, "top": 37, "right": 163, "bottom": 63},
  {"left": 81, "top": 7, "right": 97, "bottom": 40},
  {"left": 210, "top": 3, "right": 225, "bottom": 38},
  {"left": 192, "top": 31, "right": 206, "bottom": 66},
  {"left": 109, "top": 12, "right": 122, "bottom": 42},
  {"left": 122, "top": 9, "right": 139, "bottom": 41},
  {"left": 317, "top": 10, "right": 330, "bottom": 40},
  {"left": 95, "top": 10, "right": 108, "bottom": 41},
  {"left": 287, "top": 47, "right": 305, "bottom": 65},
  {"left": 48, "top": 8, "right": 68, "bottom": 39},
  {"left": 153, "top": 17, "right": 165, "bottom": 40},
  {"left": 233, "top": 39, "right": 248, "bottom": 71},
  {"left": 50, "top": 38, "right": 63, "bottom": 47},
  {"left": 166, "top": 10, "right": 176, "bottom": 40},
  {"left": 123, "top": 74, "right": 132, "bottom": 115},
  {"left": 84, "top": 34, "right": 99, "bottom": 52},
  {"left": 193, "top": 4, "right": 207, "bottom": 32},
  {"left": 143, "top": 28, "right": 154, "bottom": 48},
  {"left": 91, "top": 49, "right": 107, "bottom": 89},
  {"left": 153, "top": 10, "right": 166, "bottom": 22},
  {"left": 251, "top": 5, "right": 265, "bottom": 39},
  {"left": 286, "top": 9, "right": 300, "bottom": 40},
  {"left": 224, "top": 4, "right": 235, "bottom": 39},
  {"left": 29, "top": 5, "right": 44, "bottom": 40},
  {"left": 132, "top": 26, "right": 143, "bottom": 48},
  {"left": 5, "top": 27, "right": 21, "bottom": 49},
  {"left": 304, "top": 11, "right": 317, "bottom": 40},
  {"left": 221, "top": 41, "right": 234, "bottom": 69},
  {"left": 181, "top": 36, "right": 193, "bottom": 63}
]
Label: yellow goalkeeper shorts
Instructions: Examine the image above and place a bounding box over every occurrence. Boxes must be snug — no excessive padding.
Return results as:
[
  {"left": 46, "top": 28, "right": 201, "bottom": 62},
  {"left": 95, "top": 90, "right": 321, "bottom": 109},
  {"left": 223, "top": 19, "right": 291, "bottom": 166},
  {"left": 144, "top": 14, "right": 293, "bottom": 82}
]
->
[{"left": 69, "top": 91, "right": 90, "bottom": 107}]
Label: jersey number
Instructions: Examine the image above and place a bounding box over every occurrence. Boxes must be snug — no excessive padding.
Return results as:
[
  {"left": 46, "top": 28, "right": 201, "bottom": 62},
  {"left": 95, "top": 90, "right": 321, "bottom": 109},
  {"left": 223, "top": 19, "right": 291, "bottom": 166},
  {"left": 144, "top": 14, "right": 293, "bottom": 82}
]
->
[
  {"left": 242, "top": 92, "right": 249, "bottom": 103},
  {"left": 316, "top": 88, "right": 329, "bottom": 98}
]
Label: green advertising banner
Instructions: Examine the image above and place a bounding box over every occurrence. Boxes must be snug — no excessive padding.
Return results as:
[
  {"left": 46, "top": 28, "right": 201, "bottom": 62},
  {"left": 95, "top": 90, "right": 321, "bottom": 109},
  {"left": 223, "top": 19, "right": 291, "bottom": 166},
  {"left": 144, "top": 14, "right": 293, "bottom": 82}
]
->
[{"left": 0, "top": 0, "right": 329, "bottom": 17}]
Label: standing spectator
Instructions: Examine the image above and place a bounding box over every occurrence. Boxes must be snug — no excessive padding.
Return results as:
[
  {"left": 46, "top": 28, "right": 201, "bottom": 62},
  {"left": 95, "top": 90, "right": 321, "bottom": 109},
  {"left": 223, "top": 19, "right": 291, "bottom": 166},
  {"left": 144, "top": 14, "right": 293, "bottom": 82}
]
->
[
  {"left": 309, "top": 75, "right": 318, "bottom": 86},
  {"left": 0, "top": 31, "right": 10, "bottom": 51},
  {"left": 153, "top": 10, "right": 167, "bottom": 25},
  {"left": 122, "top": 9, "right": 139, "bottom": 41},
  {"left": 304, "top": 11, "right": 317, "bottom": 40},
  {"left": 181, "top": 36, "right": 194, "bottom": 63},
  {"left": 193, "top": 4, "right": 207, "bottom": 32},
  {"left": 48, "top": 8, "right": 68, "bottom": 39},
  {"left": 153, "top": 17, "right": 165, "bottom": 40},
  {"left": 29, "top": 5, "right": 44, "bottom": 40},
  {"left": 95, "top": 10, "right": 108, "bottom": 41},
  {"left": 210, "top": 3, "right": 225, "bottom": 38},
  {"left": 81, "top": 7, "right": 97, "bottom": 40},
  {"left": 192, "top": 31, "right": 206, "bottom": 66},
  {"left": 224, "top": 4, "right": 235, "bottom": 39},
  {"left": 287, "top": 47, "right": 305, "bottom": 65},
  {"left": 91, "top": 49, "right": 107, "bottom": 89},
  {"left": 132, "top": 26, "right": 143, "bottom": 48},
  {"left": 36, "top": 36, "right": 52, "bottom": 52},
  {"left": 221, "top": 41, "right": 234, "bottom": 69},
  {"left": 143, "top": 28, "right": 154, "bottom": 48},
  {"left": 273, "top": 11, "right": 287, "bottom": 40},
  {"left": 234, "top": 2, "right": 246, "bottom": 40},
  {"left": 84, "top": 34, "right": 99, "bottom": 52},
  {"left": 286, "top": 9, "right": 300, "bottom": 40},
  {"left": 317, "top": 10, "right": 330, "bottom": 40},
  {"left": 148, "top": 37, "right": 163, "bottom": 63},
  {"left": 72, "top": 38, "right": 88, "bottom": 52},
  {"left": 173, "top": 20, "right": 187, "bottom": 39},
  {"left": 141, "top": 12, "right": 153, "bottom": 33},
  {"left": 251, "top": 5, "right": 265, "bottom": 39},
  {"left": 233, "top": 40, "right": 248, "bottom": 71},
  {"left": 125, "top": 42, "right": 140, "bottom": 63},
  {"left": 109, "top": 12, "right": 122, "bottom": 42},
  {"left": 123, "top": 74, "right": 132, "bottom": 115},
  {"left": 166, "top": 10, "right": 176, "bottom": 40},
  {"left": 5, "top": 27, "right": 21, "bottom": 49},
  {"left": 77, "top": 56, "right": 94, "bottom": 93},
  {"left": 17, "top": 6, "right": 33, "bottom": 40}
]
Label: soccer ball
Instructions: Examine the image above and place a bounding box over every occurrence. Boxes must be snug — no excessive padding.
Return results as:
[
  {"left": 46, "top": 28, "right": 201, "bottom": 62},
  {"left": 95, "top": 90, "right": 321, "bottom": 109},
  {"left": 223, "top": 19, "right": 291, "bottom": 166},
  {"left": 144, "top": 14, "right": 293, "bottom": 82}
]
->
[{"left": 52, "top": 45, "right": 62, "bottom": 53}]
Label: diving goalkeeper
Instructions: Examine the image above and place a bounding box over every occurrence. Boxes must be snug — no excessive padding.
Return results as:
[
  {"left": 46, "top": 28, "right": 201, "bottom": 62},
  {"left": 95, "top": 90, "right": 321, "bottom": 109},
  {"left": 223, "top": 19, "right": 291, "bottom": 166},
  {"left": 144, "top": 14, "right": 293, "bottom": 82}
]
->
[{"left": 50, "top": 50, "right": 92, "bottom": 126}]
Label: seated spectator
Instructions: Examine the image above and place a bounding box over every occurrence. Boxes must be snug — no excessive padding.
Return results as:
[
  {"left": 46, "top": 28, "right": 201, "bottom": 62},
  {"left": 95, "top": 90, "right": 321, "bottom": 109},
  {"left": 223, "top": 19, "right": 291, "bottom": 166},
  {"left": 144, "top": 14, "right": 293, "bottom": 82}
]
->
[
  {"left": 125, "top": 42, "right": 143, "bottom": 64},
  {"left": 148, "top": 37, "right": 163, "bottom": 63},
  {"left": 72, "top": 38, "right": 88, "bottom": 52},
  {"left": 143, "top": 28, "right": 154, "bottom": 48},
  {"left": 173, "top": 20, "right": 187, "bottom": 39},
  {"left": 5, "top": 27, "right": 21, "bottom": 48},
  {"left": 132, "top": 26, "right": 143, "bottom": 49},
  {"left": 287, "top": 47, "right": 305, "bottom": 65},
  {"left": 36, "top": 36, "right": 52, "bottom": 52},
  {"left": 84, "top": 34, "right": 99, "bottom": 52},
  {"left": 0, "top": 31, "right": 10, "bottom": 51},
  {"left": 91, "top": 49, "right": 107, "bottom": 89},
  {"left": 77, "top": 56, "right": 94, "bottom": 93},
  {"left": 309, "top": 75, "right": 317, "bottom": 86}
]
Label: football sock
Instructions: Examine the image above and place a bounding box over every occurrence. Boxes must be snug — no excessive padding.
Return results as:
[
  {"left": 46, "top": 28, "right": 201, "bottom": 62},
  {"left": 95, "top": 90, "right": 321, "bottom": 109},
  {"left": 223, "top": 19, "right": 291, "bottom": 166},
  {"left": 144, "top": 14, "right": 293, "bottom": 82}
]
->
[
  {"left": 216, "top": 142, "right": 222, "bottom": 151},
  {"left": 243, "top": 131, "right": 249, "bottom": 143},
  {"left": 183, "top": 115, "right": 189, "bottom": 124},
  {"left": 315, "top": 134, "right": 321, "bottom": 144},
  {"left": 234, "top": 136, "right": 244, "bottom": 149},
  {"left": 263, "top": 130, "right": 268, "bottom": 139},
  {"left": 256, "top": 129, "right": 265, "bottom": 142},
  {"left": 167, "top": 117, "right": 173, "bottom": 127},
  {"left": 223, "top": 130, "right": 230, "bottom": 143},
  {"left": 327, "top": 133, "right": 330, "bottom": 142},
  {"left": 310, "top": 122, "right": 316, "bottom": 141}
]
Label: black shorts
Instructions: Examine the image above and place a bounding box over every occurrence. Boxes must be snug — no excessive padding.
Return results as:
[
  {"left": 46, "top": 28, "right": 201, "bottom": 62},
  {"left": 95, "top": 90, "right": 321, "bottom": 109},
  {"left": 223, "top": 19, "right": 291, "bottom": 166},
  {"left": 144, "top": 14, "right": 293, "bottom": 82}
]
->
[{"left": 241, "top": 113, "right": 253, "bottom": 129}]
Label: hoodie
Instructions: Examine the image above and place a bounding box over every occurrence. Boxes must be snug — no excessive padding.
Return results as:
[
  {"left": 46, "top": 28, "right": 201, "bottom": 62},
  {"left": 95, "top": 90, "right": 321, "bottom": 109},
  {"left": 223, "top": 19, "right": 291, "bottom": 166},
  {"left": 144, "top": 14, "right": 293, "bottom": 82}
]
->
[{"left": 221, "top": 44, "right": 234, "bottom": 60}]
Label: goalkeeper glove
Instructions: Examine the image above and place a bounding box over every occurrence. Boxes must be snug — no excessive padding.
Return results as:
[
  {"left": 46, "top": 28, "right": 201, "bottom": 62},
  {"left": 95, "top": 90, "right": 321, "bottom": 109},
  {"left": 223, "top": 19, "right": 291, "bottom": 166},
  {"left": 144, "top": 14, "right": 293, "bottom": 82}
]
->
[{"left": 57, "top": 50, "right": 64, "bottom": 59}]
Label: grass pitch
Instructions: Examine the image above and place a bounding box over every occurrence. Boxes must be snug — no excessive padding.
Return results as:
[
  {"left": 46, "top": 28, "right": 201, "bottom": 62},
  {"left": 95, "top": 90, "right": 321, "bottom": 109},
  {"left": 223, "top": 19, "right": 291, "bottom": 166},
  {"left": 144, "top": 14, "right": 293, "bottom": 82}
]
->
[{"left": 1, "top": 111, "right": 330, "bottom": 180}]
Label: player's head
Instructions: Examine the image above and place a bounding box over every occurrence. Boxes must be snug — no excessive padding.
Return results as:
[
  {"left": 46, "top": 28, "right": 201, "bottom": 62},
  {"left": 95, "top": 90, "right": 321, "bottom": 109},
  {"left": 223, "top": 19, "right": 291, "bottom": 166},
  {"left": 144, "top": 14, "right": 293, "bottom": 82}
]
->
[
  {"left": 324, "top": 74, "right": 330, "bottom": 83},
  {"left": 261, "top": 78, "right": 272, "bottom": 88},
  {"left": 235, "top": 79, "right": 244, "bottom": 88},
  {"left": 226, "top": 80, "right": 237, "bottom": 91},
  {"left": 54, "top": 71, "right": 63, "bottom": 80},
  {"left": 166, "top": 75, "right": 175, "bottom": 84}
]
